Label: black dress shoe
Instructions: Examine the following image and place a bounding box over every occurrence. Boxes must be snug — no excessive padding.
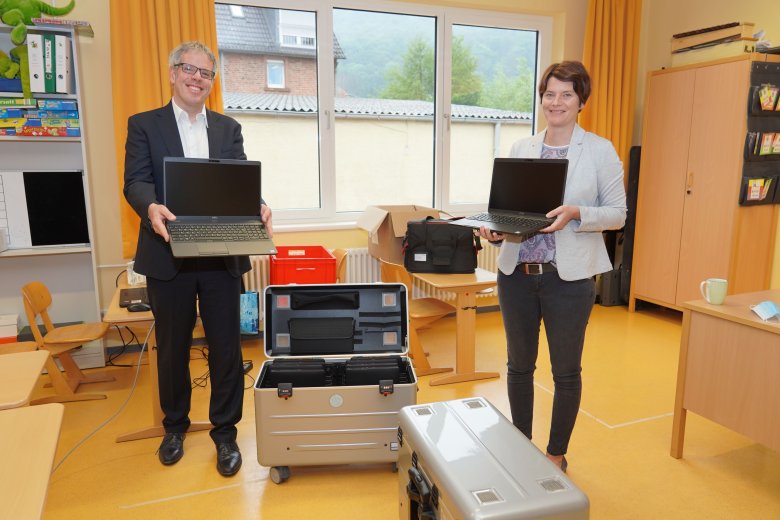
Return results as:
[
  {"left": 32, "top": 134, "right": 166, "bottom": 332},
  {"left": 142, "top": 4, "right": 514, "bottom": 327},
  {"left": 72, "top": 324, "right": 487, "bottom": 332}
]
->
[
  {"left": 158, "top": 432, "right": 185, "bottom": 465},
  {"left": 216, "top": 442, "right": 242, "bottom": 477}
]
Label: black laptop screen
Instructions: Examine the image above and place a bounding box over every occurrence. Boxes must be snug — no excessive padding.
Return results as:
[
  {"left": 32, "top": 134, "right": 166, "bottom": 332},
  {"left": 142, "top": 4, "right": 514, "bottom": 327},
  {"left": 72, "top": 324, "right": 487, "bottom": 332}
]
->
[
  {"left": 488, "top": 158, "right": 568, "bottom": 214},
  {"left": 163, "top": 158, "right": 261, "bottom": 217}
]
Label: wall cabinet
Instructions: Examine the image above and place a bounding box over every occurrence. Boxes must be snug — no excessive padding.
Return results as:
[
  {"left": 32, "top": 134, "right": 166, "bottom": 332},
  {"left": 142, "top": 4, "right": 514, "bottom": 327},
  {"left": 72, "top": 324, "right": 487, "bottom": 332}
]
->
[
  {"left": 0, "top": 25, "right": 103, "bottom": 368},
  {"left": 629, "top": 55, "right": 779, "bottom": 312}
]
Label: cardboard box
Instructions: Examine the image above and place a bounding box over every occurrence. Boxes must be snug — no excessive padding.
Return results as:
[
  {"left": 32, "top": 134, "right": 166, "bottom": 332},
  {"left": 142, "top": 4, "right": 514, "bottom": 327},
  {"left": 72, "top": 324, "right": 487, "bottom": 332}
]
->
[{"left": 357, "top": 205, "right": 439, "bottom": 264}]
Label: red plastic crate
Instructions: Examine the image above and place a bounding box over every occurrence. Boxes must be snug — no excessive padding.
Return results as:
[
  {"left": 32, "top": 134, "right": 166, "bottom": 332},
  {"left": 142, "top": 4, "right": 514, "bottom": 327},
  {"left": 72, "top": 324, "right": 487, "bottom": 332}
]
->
[{"left": 270, "top": 246, "right": 337, "bottom": 285}]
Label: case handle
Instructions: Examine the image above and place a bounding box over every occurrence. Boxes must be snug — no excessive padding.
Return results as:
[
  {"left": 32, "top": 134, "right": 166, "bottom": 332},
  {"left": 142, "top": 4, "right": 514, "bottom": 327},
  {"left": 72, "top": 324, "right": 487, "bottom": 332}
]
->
[
  {"left": 406, "top": 466, "right": 437, "bottom": 519},
  {"left": 291, "top": 291, "right": 360, "bottom": 310}
]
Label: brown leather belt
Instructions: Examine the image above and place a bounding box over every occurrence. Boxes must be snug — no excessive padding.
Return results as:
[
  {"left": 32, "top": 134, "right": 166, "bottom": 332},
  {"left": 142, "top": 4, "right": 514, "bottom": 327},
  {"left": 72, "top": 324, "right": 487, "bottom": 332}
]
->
[{"left": 519, "top": 263, "right": 557, "bottom": 275}]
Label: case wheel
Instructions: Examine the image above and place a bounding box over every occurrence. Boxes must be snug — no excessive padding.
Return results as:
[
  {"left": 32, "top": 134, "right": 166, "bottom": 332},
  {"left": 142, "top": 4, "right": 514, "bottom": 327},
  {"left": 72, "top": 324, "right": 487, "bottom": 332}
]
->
[{"left": 270, "top": 466, "right": 291, "bottom": 484}]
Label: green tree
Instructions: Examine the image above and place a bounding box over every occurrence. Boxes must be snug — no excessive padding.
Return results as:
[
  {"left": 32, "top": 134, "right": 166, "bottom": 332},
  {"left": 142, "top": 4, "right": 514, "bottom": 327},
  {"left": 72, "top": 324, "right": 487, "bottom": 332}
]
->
[
  {"left": 382, "top": 37, "right": 435, "bottom": 101},
  {"left": 450, "top": 35, "right": 481, "bottom": 106},
  {"left": 480, "top": 57, "right": 534, "bottom": 112},
  {"left": 382, "top": 35, "right": 482, "bottom": 104}
]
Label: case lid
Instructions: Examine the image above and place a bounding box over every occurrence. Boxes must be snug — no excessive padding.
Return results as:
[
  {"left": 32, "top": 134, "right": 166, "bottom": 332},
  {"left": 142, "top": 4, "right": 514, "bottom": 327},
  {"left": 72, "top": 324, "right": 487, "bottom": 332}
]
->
[
  {"left": 264, "top": 283, "right": 409, "bottom": 358},
  {"left": 400, "top": 398, "right": 590, "bottom": 518}
]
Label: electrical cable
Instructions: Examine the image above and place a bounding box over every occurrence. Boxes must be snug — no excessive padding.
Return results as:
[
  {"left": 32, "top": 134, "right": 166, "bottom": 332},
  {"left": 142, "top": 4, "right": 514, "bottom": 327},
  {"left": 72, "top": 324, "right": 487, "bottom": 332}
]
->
[
  {"left": 106, "top": 324, "right": 142, "bottom": 367},
  {"left": 51, "top": 322, "right": 155, "bottom": 474},
  {"left": 114, "top": 269, "right": 127, "bottom": 288}
]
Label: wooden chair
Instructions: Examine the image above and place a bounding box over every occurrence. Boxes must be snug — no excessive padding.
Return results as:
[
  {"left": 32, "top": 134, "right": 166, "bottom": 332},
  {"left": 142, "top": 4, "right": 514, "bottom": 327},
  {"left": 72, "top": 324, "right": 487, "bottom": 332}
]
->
[
  {"left": 332, "top": 248, "right": 348, "bottom": 282},
  {"left": 379, "top": 259, "right": 454, "bottom": 376},
  {"left": 21, "top": 281, "right": 113, "bottom": 405}
]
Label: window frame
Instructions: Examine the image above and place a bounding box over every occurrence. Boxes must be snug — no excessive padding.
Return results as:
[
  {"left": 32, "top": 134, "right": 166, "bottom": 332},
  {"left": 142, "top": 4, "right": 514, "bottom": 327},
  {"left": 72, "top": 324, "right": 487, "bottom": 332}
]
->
[
  {"left": 266, "top": 59, "right": 286, "bottom": 88},
  {"left": 218, "top": 0, "right": 552, "bottom": 230}
]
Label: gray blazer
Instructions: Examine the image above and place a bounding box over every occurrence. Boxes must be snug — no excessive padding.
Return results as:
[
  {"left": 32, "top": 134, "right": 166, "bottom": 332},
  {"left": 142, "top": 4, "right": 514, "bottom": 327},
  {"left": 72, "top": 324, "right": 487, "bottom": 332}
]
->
[{"left": 496, "top": 124, "right": 626, "bottom": 281}]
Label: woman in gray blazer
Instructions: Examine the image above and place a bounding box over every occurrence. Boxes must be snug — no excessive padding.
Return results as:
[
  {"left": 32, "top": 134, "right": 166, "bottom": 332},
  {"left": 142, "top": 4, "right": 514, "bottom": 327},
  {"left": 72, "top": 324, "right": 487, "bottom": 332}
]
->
[{"left": 477, "top": 61, "right": 626, "bottom": 472}]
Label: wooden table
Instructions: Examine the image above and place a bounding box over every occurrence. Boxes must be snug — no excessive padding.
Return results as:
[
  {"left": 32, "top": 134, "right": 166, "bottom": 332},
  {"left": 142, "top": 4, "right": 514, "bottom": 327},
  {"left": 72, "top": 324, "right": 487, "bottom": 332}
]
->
[
  {"left": 411, "top": 268, "right": 499, "bottom": 386},
  {"left": 103, "top": 282, "right": 210, "bottom": 442},
  {"left": 0, "top": 350, "right": 49, "bottom": 409},
  {"left": 671, "top": 289, "right": 780, "bottom": 458},
  {"left": 0, "top": 403, "right": 64, "bottom": 519}
]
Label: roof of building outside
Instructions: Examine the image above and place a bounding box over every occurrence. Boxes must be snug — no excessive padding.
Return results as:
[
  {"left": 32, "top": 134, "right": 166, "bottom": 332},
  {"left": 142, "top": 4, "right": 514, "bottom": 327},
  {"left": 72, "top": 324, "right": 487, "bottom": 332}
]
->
[
  {"left": 223, "top": 92, "right": 532, "bottom": 121},
  {"left": 216, "top": 4, "right": 346, "bottom": 59}
]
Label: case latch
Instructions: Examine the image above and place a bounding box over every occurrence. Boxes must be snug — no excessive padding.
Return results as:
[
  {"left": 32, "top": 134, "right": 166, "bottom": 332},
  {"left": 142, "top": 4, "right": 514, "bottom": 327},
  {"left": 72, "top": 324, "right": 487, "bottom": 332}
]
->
[
  {"left": 277, "top": 383, "right": 293, "bottom": 399},
  {"left": 379, "top": 379, "right": 394, "bottom": 396}
]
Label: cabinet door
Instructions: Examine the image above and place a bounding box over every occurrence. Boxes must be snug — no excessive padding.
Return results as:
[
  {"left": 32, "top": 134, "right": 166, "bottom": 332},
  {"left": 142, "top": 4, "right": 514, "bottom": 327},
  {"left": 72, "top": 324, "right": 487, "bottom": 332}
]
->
[
  {"left": 632, "top": 69, "right": 695, "bottom": 305},
  {"left": 676, "top": 60, "right": 750, "bottom": 305}
]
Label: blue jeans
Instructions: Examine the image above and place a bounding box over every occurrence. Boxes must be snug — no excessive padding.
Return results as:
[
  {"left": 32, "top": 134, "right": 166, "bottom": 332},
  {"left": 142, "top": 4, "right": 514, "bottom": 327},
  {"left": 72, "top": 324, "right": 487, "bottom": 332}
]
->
[{"left": 497, "top": 268, "right": 595, "bottom": 456}]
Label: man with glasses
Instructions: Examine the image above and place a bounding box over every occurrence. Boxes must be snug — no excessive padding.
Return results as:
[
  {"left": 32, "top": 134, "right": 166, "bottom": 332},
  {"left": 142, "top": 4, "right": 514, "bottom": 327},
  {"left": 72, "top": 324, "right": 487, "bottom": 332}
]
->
[{"left": 124, "top": 41, "right": 272, "bottom": 477}]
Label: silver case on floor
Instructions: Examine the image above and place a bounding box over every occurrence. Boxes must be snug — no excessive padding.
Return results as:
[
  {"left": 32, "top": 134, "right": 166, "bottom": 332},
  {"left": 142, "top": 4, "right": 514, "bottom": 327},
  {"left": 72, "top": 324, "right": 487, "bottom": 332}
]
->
[
  {"left": 398, "top": 398, "right": 589, "bottom": 520},
  {"left": 254, "top": 283, "right": 416, "bottom": 470}
]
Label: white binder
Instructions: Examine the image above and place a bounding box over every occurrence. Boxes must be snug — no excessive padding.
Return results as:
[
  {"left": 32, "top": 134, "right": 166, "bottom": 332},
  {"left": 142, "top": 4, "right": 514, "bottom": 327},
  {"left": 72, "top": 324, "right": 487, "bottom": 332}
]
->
[
  {"left": 27, "top": 33, "right": 45, "bottom": 93},
  {"left": 54, "top": 34, "right": 73, "bottom": 94}
]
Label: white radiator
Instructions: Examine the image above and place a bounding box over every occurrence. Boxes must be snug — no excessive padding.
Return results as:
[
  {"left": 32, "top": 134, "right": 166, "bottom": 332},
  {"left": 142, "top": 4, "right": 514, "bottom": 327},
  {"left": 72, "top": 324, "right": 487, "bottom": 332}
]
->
[{"left": 242, "top": 246, "right": 499, "bottom": 312}]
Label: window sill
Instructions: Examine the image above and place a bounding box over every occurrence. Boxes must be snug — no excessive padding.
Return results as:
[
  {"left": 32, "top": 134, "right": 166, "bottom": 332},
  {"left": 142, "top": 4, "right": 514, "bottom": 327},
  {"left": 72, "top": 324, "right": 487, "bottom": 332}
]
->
[{"left": 273, "top": 219, "right": 359, "bottom": 233}]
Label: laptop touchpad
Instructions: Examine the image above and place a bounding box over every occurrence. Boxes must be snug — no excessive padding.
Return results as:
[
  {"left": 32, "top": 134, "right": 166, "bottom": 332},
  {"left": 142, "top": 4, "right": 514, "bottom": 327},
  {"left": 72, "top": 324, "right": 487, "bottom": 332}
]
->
[{"left": 198, "top": 243, "right": 229, "bottom": 255}]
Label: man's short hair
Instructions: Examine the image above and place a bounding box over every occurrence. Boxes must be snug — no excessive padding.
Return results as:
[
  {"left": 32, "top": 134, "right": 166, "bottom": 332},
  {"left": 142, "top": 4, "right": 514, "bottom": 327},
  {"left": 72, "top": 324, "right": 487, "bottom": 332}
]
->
[{"left": 169, "top": 41, "right": 217, "bottom": 71}]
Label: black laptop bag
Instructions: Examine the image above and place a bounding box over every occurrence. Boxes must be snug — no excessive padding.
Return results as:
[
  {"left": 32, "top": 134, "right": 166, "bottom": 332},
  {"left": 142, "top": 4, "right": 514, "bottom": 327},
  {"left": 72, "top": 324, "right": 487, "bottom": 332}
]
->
[{"left": 403, "top": 217, "right": 481, "bottom": 274}]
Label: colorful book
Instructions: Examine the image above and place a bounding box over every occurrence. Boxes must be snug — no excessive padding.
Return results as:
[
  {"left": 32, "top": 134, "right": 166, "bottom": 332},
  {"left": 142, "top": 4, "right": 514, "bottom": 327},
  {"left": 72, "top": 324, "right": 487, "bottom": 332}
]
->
[
  {"left": 0, "top": 118, "right": 27, "bottom": 128},
  {"left": 24, "top": 110, "right": 79, "bottom": 119},
  {"left": 0, "top": 109, "right": 23, "bottom": 118},
  {"left": 37, "top": 99, "right": 77, "bottom": 110},
  {"left": 15, "top": 125, "right": 80, "bottom": 137},
  {"left": 759, "top": 133, "right": 775, "bottom": 155},
  {"left": 27, "top": 33, "right": 45, "bottom": 93},
  {"left": 24, "top": 118, "right": 80, "bottom": 128},
  {"left": 0, "top": 128, "right": 17, "bottom": 136},
  {"left": 0, "top": 98, "right": 37, "bottom": 107}
]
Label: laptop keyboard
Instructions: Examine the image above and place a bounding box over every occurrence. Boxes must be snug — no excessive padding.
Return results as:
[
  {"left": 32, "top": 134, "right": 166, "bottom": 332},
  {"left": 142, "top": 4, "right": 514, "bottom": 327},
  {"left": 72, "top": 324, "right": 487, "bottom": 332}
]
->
[
  {"left": 468, "top": 213, "right": 550, "bottom": 227},
  {"left": 168, "top": 223, "right": 268, "bottom": 242}
]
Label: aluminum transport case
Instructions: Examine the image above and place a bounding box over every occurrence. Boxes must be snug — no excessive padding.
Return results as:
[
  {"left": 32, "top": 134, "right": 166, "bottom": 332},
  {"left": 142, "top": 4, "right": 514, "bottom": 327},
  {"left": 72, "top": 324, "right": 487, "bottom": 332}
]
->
[
  {"left": 254, "top": 283, "right": 416, "bottom": 484},
  {"left": 398, "top": 398, "right": 589, "bottom": 519}
]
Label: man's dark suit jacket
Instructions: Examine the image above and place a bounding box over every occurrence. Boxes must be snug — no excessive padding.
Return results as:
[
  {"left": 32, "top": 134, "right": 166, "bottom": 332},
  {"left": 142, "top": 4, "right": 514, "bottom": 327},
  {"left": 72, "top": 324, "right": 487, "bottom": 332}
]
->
[{"left": 123, "top": 102, "right": 252, "bottom": 281}]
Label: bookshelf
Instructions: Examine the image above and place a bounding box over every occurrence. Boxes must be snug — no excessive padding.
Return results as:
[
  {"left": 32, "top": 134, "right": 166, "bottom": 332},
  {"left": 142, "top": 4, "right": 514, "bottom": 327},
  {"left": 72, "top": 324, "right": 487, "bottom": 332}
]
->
[{"left": 0, "top": 25, "right": 103, "bottom": 369}]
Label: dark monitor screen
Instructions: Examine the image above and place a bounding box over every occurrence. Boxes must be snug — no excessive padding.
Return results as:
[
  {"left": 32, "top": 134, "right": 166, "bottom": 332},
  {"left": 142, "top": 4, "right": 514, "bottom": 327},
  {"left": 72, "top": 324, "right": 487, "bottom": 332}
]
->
[
  {"left": 23, "top": 171, "right": 90, "bottom": 246},
  {"left": 488, "top": 158, "right": 568, "bottom": 214},
  {"left": 163, "top": 157, "right": 262, "bottom": 217}
]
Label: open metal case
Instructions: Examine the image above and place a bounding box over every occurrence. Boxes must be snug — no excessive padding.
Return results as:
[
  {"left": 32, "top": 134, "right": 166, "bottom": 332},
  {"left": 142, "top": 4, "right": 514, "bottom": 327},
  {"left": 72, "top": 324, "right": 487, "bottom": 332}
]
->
[{"left": 254, "top": 283, "right": 416, "bottom": 484}]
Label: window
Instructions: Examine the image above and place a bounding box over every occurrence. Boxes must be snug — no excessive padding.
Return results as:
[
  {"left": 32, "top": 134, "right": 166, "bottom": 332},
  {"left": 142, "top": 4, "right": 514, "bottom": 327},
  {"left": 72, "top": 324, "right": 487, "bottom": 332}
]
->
[
  {"left": 267, "top": 60, "right": 285, "bottom": 88},
  {"left": 215, "top": 1, "right": 551, "bottom": 225},
  {"left": 279, "top": 9, "right": 316, "bottom": 49}
]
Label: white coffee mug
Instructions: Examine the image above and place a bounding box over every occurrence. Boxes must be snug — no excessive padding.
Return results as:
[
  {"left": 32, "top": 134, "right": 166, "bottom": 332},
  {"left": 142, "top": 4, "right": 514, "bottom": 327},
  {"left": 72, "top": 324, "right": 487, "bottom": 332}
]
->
[{"left": 700, "top": 278, "right": 728, "bottom": 305}]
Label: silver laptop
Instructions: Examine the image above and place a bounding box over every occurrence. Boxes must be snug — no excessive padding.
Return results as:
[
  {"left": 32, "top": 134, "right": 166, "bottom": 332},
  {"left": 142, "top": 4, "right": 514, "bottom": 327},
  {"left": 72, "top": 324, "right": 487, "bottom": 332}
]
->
[
  {"left": 163, "top": 157, "right": 277, "bottom": 257},
  {"left": 451, "top": 158, "right": 568, "bottom": 236}
]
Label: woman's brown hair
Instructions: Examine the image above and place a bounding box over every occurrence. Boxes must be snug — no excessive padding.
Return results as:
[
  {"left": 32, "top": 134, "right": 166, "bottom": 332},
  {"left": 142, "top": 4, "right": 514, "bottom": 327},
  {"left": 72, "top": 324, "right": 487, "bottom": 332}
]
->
[{"left": 538, "top": 61, "right": 592, "bottom": 106}]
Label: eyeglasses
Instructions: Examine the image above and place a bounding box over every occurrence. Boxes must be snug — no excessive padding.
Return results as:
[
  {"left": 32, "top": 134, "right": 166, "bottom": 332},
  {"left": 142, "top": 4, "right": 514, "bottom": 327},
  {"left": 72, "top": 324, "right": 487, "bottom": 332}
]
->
[{"left": 175, "top": 62, "right": 216, "bottom": 80}]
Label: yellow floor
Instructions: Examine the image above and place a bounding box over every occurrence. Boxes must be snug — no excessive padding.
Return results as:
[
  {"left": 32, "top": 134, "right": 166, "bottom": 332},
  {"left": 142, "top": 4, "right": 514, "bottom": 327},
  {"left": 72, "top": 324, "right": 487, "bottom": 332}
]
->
[{"left": 38, "top": 305, "right": 780, "bottom": 519}]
